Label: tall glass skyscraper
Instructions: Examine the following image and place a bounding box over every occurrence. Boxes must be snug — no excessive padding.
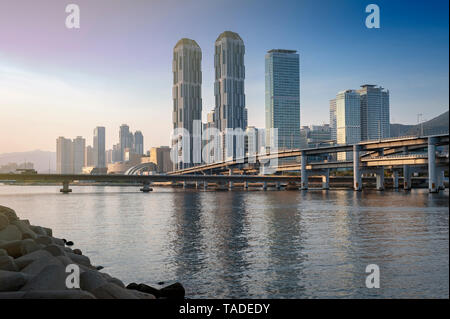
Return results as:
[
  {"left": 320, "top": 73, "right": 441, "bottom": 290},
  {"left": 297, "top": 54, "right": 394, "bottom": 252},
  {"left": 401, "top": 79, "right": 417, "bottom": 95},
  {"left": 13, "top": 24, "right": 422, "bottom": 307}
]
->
[
  {"left": 357, "top": 84, "right": 390, "bottom": 140},
  {"left": 265, "top": 49, "right": 300, "bottom": 150},
  {"left": 335, "top": 90, "right": 361, "bottom": 160}
]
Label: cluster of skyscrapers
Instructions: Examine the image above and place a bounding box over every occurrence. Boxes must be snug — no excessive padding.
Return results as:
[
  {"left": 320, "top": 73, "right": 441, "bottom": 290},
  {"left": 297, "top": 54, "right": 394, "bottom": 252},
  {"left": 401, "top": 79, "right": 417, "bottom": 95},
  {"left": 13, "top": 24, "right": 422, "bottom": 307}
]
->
[
  {"left": 330, "top": 84, "right": 390, "bottom": 160},
  {"left": 172, "top": 31, "right": 302, "bottom": 170},
  {"left": 56, "top": 125, "right": 144, "bottom": 174},
  {"left": 56, "top": 31, "right": 391, "bottom": 174}
]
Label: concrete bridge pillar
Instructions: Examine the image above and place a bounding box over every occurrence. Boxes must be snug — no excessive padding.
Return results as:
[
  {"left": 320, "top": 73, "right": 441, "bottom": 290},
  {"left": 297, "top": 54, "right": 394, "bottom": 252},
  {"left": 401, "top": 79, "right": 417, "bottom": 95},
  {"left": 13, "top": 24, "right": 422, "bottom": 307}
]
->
[
  {"left": 244, "top": 181, "right": 249, "bottom": 189},
  {"left": 140, "top": 182, "right": 153, "bottom": 193},
  {"left": 403, "top": 147, "right": 412, "bottom": 191},
  {"left": 263, "top": 181, "right": 267, "bottom": 191},
  {"left": 276, "top": 181, "right": 281, "bottom": 190},
  {"left": 203, "top": 181, "right": 208, "bottom": 190},
  {"left": 301, "top": 151, "right": 308, "bottom": 190},
  {"left": 60, "top": 181, "right": 72, "bottom": 194},
  {"left": 393, "top": 170, "right": 399, "bottom": 190},
  {"left": 428, "top": 137, "right": 438, "bottom": 193},
  {"left": 438, "top": 169, "right": 445, "bottom": 190},
  {"left": 322, "top": 169, "right": 330, "bottom": 190},
  {"left": 229, "top": 180, "right": 234, "bottom": 190},
  {"left": 376, "top": 168, "right": 385, "bottom": 191},
  {"left": 182, "top": 181, "right": 186, "bottom": 189},
  {"left": 353, "top": 145, "right": 362, "bottom": 191}
]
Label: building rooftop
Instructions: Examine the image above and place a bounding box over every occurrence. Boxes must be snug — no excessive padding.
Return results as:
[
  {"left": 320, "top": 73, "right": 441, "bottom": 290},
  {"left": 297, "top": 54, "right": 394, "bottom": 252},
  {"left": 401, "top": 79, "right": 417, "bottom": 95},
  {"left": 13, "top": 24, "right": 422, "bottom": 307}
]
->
[
  {"left": 267, "top": 49, "right": 297, "bottom": 54},
  {"left": 216, "top": 31, "right": 242, "bottom": 42},
  {"left": 174, "top": 38, "right": 200, "bottom": 49}
]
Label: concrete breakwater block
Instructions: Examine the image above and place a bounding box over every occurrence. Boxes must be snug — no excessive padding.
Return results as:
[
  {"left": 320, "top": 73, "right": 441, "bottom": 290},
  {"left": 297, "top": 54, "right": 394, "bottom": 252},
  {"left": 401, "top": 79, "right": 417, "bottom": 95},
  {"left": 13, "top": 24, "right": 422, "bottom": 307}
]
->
[
  {"left": 0, "top": 205, "right": 172, "bottom": 299},
  {"left": 0, "top": 225, "right": 22, "bottom": 242},
  {"left": 0, "top": 270, "right": 31, "bottom": 291},
  {"left": 0, "top": 206, "right": 18, "bottom": 222},
  {"left": 0, "top": 255, "right": 19, "bottom": 271}
]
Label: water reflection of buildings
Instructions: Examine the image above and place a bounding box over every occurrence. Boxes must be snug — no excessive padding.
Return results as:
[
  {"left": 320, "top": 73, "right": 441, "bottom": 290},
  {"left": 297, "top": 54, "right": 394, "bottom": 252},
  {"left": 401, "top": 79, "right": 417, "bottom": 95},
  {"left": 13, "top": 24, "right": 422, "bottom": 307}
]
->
[
  {"left": 262, "top": 192, "right": 306, "bottom": 297},
  {"left": 170, "top": 192, "right": 207, "bottom": 295},
  {"left": 208, "top": 192, "right": 250, "bottom": 298}
]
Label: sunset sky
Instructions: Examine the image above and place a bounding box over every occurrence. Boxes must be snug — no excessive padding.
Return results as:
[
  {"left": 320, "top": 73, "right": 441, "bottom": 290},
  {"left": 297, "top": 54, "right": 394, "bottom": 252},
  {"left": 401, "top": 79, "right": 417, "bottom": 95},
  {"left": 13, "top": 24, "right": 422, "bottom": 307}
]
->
[{"left": 0, "top": 0, "right": 448, "bottom": 153}]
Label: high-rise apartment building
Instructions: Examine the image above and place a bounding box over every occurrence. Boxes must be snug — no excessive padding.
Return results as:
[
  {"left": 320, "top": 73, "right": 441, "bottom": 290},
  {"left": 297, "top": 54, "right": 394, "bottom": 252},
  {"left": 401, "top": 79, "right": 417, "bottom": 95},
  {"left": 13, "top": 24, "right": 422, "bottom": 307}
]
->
[
  {"left": 133, "top": 131, "right": 144, "bottom": 155},
  {"left": 84, "top": 145, "right": 94, "bottom": 167},
  {"left": 172, "top": 38, "right": 202, "bottom": 170},
  {"left": 56, "top": 137, "right": 73, "bottom": 174},
  {"left": 119, "top": 124, "right": 133, "bottom": 162},
  {"left": 265, "top": 49, "right": 301, "bottom": 150},
  {"left": 335, "top": 90, "right": 361, "bottom": 160},
  {"left": 72, "top": 136, "right": 85, "bottom": 174},
  {"left": 357, "top": 84, "right": 390, "bottom": 140},
  {"left": 214, "top": 31, "right": 247, "bottom": 160},
  {"left": 93, "top": 126, "right": 106, "bottom": 168}
]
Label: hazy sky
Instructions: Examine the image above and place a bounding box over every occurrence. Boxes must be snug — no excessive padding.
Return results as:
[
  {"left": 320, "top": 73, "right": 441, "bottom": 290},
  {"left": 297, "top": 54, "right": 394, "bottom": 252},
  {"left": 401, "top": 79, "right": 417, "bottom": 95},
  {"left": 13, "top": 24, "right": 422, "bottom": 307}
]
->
[{"left": 0, "top": 0, "right": 448, "bottom": 153}]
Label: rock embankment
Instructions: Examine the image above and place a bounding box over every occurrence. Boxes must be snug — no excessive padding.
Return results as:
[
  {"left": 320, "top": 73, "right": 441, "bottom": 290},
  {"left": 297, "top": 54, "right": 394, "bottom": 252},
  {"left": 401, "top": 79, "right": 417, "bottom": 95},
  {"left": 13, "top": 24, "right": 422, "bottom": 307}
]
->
[{"left": 0, "top": 205, "right": 185, "bottom": 299}]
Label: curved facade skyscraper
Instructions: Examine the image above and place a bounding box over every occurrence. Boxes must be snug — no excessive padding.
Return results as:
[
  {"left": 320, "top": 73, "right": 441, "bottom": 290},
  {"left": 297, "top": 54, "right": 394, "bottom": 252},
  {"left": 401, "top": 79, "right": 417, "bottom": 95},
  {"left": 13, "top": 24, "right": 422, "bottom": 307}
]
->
[
  {"left": 214, "top": 31, "right": 246, "bottom": 131},
  {"left": 172, "top": 38, "right": 202, "bottom": 170},
  {"left": 214, "top": 31, "right": 246, "bottom": 160}
]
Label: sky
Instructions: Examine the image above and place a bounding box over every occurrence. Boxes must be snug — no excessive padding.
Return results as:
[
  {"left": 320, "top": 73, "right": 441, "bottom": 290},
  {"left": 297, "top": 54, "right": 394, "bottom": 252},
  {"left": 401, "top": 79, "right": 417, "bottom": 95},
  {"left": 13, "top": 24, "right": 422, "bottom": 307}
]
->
[{"left": 0, "top": 0, "right": 448, "bottom": 153}]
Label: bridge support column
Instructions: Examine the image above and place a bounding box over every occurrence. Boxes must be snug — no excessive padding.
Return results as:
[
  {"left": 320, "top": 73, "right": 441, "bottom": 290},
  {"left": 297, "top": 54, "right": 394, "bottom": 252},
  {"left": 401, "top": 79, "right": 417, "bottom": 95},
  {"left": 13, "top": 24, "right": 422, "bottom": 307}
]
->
[
  {"left": 276, "top": 181, "right": 281, "bottom": 190},
  {"left": 60, "top": 181, "right": 72, "bottom": 194},
  {"left": 229, "top": 181, "right": 234, "bottom": 190},
  {"left": 437, "top": 169, "right": 445, "bottom": 190},
  {"left": 322, "top": 169, "right": 329, "bottom": 190},
  {"left": 428, "top": 137, "right": 438, "bottom": 193},
  {"left": 263, "top": 181, "right": 267, "bottom": 191},
  {"left": 376, "top": 168, "right": 384, "bottom": 191},
  {"left": 244, "top": 181, "right": 249, "bottom": 189},
  {"left": 393, "top": 171, "right": 399, "bottom": 190},
  {"left": 403, "top": 147, "right": 411, "bottom": 191},
  {"left": 140, "top": 182, "right": 153, "bottom": 193},
  {"left": 353, "top": 145, "right": 362, "bottom": 191},
  {"left": 182, "top": 181, "right": 186, "bottom": 189},
  {"left": 203, "top": 181, "right": 208, "bottom": 190},
  {"left": 301, "top": 151, "right": 308, "bottom": 190}
]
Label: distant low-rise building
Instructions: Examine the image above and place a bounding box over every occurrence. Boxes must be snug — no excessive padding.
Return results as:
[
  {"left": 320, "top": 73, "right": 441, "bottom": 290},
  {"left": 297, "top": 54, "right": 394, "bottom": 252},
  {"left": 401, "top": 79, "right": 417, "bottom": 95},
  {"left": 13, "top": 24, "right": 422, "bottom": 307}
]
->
[{"left": 149, "top": 146, "right": 172, "bottom": 173}]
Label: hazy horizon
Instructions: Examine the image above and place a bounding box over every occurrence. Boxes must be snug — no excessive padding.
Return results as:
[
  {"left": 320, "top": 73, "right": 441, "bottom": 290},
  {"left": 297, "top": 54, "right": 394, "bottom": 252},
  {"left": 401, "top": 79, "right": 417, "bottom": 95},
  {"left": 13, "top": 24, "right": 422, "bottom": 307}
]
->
[{"left": 1, "top": 0, "right": 448, "bottom": 153}]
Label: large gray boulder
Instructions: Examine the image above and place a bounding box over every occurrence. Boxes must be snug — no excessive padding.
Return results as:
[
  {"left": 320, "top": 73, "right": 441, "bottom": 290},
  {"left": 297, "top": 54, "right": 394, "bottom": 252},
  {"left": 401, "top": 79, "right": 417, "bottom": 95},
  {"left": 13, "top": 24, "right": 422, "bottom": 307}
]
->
[
  {"left": 0, "top": 225, "right": 22, "bottom": 242},
  {"left": 0, "top": 270, "right": 30, "bottom": 291}
]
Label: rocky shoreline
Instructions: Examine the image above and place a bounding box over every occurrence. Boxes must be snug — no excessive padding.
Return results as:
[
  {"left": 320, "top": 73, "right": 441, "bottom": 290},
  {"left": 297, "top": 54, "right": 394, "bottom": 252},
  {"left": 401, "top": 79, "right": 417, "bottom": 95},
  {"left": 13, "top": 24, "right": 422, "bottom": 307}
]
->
[{"left": 0, "top": 205, "right": 185, "bottom": 299}]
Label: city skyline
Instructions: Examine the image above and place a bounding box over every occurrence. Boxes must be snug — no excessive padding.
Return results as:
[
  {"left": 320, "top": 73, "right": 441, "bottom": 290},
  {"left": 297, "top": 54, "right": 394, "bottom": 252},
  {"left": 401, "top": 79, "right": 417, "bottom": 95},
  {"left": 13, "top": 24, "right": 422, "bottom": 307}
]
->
[{"left": 0, "top": 0, "right": 448, "bottom": 154}]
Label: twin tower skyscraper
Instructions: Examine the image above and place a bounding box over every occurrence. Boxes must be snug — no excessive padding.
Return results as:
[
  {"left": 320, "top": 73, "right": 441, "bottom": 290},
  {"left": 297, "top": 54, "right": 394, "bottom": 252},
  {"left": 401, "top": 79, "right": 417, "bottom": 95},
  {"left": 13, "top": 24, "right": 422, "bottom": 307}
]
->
[{"left": 172, "top": 31, "right": 247, "bottom": 170}]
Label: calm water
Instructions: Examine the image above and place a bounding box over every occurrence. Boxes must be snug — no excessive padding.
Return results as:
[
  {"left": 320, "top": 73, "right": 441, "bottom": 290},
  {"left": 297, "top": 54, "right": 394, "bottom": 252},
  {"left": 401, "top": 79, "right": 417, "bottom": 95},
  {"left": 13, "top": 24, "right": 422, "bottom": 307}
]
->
[{"left": 0, "top": 185, "right": 448, "bottom": 298}]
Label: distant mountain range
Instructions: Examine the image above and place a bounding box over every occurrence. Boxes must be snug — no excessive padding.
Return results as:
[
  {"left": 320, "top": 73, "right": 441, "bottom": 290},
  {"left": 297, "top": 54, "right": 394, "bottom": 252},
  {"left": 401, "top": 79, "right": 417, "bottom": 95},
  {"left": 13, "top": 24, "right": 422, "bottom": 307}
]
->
[
  {"left": 0, "top": 150, "right": 55, "bottom": 173},
  {"left": 390, "top": 111, "right": 449, "bottom": 137}
]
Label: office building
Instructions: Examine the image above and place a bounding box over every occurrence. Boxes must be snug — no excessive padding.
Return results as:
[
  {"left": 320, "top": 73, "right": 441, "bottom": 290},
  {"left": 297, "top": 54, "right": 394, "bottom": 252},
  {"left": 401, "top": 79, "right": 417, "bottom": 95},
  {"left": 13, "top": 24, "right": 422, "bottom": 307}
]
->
[
  {"left": 335, "top": 90, "right": 361, "bottom": 160},
  {"left": 265, "top": 49, "right": 301, "bottom": 150},
  {"left": 85, "top": 145, "right": 94, "bottom": 167},
  {"left": 149, "top": 146, "right": 172, "bottom": 173},
  {"left": 358, "top": 84, "right": 390, "bottom": 140}
]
